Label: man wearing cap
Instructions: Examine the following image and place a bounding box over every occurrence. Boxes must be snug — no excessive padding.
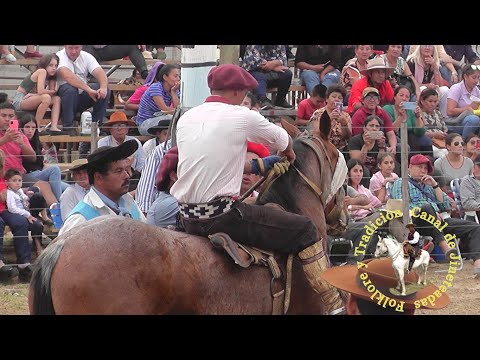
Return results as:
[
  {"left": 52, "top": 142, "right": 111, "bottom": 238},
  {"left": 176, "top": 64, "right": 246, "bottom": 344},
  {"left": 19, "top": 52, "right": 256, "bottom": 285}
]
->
[
  {"left": 98, "top": 111, "right": 146, "bottom": 191},
  {"left": 170, "top": 63, "right": 346, "bottom": 315},
  {"left": 390, "top": 154, "right": 480, "bottom": 277},
  {"left": 350, "top": 87, "right": 399, "bottom": 156},
  {"left": 320, "top": 258, "right": 450, "bottom": 314},
  {"left": 59, "top": 159, "right": 90, "bottom": 221},
  {"left": 347, "top": 57, "right": 395, "bottom": 115},
  {"left": 59, "top": 140, "right": 145, "bottom": 235},
  {"left": 143, "top": 116, "right": 171, "bottom": 157}
]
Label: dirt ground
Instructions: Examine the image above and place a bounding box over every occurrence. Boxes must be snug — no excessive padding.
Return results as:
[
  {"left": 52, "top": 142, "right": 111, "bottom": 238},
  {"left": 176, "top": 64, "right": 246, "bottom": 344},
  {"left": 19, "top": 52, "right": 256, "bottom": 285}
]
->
[{"left": 0, "top": 260, "right": 478, "bottom": 315}]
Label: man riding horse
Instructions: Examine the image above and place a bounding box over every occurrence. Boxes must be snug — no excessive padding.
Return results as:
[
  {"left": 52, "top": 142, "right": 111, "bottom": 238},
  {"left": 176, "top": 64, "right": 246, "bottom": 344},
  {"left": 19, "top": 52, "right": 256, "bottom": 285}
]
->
[
  {"left": 405, "top": 223, "right": 421, "bottom": 273},
  {"left": 170, "top": 64, "right": 345, "bottom": 315}
]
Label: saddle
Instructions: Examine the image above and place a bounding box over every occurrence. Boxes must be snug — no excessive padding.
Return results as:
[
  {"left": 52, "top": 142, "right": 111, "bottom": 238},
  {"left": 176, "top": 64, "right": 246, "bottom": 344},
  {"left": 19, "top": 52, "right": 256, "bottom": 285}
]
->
[
  {"left": 208, "top": 232, "right": 292, "bottom": 315},
  {"left": 402, "top": 242, "right": 421, "bottom": 259}
]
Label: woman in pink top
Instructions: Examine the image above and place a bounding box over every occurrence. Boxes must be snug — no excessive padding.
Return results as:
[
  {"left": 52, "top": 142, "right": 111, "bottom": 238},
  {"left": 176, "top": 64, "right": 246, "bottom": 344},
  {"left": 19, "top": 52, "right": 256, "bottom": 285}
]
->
[
  {"left": 347, "top": 158, "right": 382, "bottom": 221},
  {"left": 369, "top": 152, "right": 399, "bottom": 204},
  {"left": 125, "top": 61, "right": 165, "bottom": 112}
]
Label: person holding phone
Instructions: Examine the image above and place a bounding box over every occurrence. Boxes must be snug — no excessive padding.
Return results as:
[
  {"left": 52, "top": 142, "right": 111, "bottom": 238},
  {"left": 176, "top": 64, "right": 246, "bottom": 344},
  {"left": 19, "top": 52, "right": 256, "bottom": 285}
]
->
[
  {"left": 308, "top": 84, "right": 352, "bottom": 153},
  {"left": 348, "top": 115, "right": 385, "bottom": 187},
  {"left": 295, "top": 45, "right": 342, "bottom": 95},
  {"left": 383, "top": 86, "right": 432, "bottom": 158}
]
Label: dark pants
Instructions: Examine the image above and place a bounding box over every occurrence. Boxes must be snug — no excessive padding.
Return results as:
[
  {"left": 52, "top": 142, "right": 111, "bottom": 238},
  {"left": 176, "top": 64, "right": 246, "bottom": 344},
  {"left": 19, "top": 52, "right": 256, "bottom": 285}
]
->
[
  {"left": 249, "top": 69, "right": 293, "bottom": 101},
  {"left": 57, "top": 83, "right": 111, "bottom": 129},
  {"left": 182, "top": 202, "right": 317, "bottom": 255},
  {"left": 0, "top": 211, "right": 31, "bottom": 264},
  {"left": 414, "top": 203, "right": 480, "bottom": 261},
  {"left": 83, "top": 45, "right": 148, "bottom": 78}
]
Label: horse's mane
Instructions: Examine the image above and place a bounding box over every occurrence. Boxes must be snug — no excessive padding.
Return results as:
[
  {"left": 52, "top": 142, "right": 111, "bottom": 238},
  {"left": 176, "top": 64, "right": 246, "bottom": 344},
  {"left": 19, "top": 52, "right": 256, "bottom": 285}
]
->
[{"left": 256, "top": 139, "right": 310, "bottom": 213}]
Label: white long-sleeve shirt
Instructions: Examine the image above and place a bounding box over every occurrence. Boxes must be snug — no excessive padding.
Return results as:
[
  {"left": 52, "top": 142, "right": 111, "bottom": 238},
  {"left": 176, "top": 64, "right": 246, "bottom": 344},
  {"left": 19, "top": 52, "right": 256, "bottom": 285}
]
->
[
  {"left": 6, "top": 188, "right": 30, "bottom": 218},
  {"left": 170, "top": 99, "right": 289, "bottom": 204}
]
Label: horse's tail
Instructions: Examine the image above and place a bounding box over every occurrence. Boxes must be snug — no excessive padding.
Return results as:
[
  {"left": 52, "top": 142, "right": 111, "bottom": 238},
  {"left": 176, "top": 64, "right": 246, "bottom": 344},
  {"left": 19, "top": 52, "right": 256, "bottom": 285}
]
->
[{"left": 30, "top": 239, "right": 65, "bottom": 315}]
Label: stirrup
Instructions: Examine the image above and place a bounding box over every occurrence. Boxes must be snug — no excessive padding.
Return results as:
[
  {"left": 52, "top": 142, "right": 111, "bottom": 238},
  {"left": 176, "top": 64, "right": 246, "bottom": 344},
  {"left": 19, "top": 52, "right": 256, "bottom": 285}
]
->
[
  {"left": 329, "top": 306, "right": 347, "bottom": 315},
  {"left": 209, "top": 232, "right": 253, "bottom": 268}
]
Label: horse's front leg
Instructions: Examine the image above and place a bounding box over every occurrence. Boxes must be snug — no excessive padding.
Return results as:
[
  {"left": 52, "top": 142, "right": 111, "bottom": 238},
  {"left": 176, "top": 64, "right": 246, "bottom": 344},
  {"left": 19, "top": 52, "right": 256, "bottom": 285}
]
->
[
  {"left": 393, "top": 267, "right": 401, "bottom": 290},
  {"left": 397, "top": 265, "right": 406, "bottom": 296}
]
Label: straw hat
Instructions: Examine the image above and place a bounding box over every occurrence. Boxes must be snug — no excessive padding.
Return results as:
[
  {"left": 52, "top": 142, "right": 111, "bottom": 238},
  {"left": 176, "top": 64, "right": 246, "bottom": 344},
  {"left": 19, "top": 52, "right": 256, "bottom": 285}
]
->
[
  {"left": 360, "top": 57, "right": 395, "bottom": 77},
  {"left": 62, "top": 159, "right": 88, "bottom": 173}
]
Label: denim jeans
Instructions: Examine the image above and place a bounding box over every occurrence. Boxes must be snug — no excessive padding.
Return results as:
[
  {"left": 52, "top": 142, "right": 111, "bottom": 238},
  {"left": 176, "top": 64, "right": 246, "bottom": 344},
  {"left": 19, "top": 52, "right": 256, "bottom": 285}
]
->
[
  {"left": 249, "top": 69, "right": 293, "bottom": 100},
  {"left": 0, "top": 211, "right": 31, "bottom": 264},
  {"left": 25, "top": 166, "right": 69, "bottom": 201},
  {"left": 300, "top": 69, "right": 341, "bottom": 95},
  {"left": 449, "top": 114, "right": 480, "bottom": 139},
  {"left": 58, "top": 83, "right": 111, "bottom": 129}
]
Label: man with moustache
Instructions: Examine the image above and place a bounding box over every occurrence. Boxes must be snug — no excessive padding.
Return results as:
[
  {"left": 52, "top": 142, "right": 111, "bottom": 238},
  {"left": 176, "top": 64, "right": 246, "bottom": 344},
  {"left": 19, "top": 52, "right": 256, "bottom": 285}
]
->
[{"left": 59, "top": 140, "right": 145, "bottom": 235}]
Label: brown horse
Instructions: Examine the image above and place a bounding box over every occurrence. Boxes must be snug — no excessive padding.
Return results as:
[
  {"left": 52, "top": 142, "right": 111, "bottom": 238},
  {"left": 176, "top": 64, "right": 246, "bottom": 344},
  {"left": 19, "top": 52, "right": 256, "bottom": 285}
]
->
[{"left": 29, "top": 122, "right": 343, "bottom": 315}]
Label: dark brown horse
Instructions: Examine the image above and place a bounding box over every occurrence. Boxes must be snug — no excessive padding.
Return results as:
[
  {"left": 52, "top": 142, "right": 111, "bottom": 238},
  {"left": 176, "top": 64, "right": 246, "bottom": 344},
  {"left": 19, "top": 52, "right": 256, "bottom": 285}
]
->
[{"left": 29, "top": 122, "right": 343, "bottom": 315}]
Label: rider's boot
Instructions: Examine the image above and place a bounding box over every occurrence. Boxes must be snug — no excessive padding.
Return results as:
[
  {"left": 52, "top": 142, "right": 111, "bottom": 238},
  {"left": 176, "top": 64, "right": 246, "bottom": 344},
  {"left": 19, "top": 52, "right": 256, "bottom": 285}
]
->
[
  {"left": 408, "top": 257, "right": 415, "bottom": 272},
  {"left": 298, "top": 241, "right": 346, "bottom": 315}
]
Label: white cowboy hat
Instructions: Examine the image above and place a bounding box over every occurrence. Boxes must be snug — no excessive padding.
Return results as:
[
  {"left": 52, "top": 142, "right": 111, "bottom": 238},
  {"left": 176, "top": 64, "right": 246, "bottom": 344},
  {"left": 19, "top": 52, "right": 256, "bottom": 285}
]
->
[{"left": 360, "top": 56, "right": 395, "bottom": 77}]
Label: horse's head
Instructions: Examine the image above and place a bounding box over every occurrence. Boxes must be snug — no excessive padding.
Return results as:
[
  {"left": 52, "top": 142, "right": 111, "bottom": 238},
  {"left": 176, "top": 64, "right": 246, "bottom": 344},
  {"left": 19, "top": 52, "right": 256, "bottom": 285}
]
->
[
  {"left": 374, "top": 236, "right": 388, "bottom": 258},
  {"left": 257, "top": 121, "right": 343, "bottom": 241}
]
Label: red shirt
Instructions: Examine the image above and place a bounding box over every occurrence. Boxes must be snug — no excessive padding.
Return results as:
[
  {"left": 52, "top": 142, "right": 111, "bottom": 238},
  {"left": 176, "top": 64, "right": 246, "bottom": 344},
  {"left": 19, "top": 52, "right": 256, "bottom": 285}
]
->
[
  {"left": 297, "top": 98, "right": 323, "bottom": 121},
  {"left": 347, "top": 77, "right": 394, "bottom": 114},
  {"left": 0, "top": 179, "right": 6, "bottom": 212},
  {"left": 0, "top": 132, "right": 33, "bottom": 175},
  {"left": 351, "top": 106, "right": 394, "bottom": 136}
]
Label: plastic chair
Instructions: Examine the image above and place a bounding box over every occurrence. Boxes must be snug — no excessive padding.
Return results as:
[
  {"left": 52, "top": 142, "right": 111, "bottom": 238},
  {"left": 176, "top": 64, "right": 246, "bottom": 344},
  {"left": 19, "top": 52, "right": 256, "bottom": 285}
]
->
[{"left": 49, "top": 203, "right": 63, "bottom": 230}]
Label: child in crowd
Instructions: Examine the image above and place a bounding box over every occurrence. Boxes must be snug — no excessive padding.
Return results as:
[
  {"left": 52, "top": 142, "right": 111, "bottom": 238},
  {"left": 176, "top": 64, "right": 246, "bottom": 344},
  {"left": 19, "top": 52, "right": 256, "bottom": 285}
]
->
[
  {"left": 295, "top": 84, "right": 327, "bottom": 127},
  {"left": 369, "top": 152, "right": 399, "bottom": 204},
  {"left": 4, "top": 169, "right": 44, "bottom": 256},
  {"left": 12, "top": 53, "right": 63, "bottom": 133},
  {"left": 242, "top": 92, "right": 261, "bottom": 111}
]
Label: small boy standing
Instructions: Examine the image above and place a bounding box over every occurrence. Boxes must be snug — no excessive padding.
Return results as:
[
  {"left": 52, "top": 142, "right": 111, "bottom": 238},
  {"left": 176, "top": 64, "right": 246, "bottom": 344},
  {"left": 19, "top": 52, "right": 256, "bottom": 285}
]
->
[
  {"left": 4, "top": 169, "right": 44, "bottom": 256},
  {"left": 295, "top": 84, "right": 327, "bottom": 127}
]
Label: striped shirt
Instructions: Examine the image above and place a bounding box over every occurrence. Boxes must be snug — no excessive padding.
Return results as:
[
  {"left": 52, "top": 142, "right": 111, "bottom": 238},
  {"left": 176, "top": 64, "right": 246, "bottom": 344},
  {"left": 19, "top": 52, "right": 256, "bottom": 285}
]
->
[
  {"left": 390, "top": 177, "right": 450, "bottom": 212},
  {"left": 135, "top": 139, "right": 172, "bottom": 213},
  {"left": 170, "top": 97, "right": 289, "bottom": 204},
  {"left": 136, "top": 82, "right": 180, "bottom": 125}
]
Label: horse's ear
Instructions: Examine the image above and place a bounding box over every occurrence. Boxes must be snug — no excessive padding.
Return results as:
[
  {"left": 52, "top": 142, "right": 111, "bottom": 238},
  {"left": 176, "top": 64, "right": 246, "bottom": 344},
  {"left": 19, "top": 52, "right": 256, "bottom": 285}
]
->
[
  {"left": 319, "top": 111, "right": 331, "bottom": 141},
  {"left": 279, "top": 118, "right": 301, "bottom": 138}
]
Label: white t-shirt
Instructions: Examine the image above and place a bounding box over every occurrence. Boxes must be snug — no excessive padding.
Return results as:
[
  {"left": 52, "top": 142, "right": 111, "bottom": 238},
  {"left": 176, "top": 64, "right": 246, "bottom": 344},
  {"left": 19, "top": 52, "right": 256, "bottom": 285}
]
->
[{"left": 56, "top": 48, "right": 101, "bottom": 89}]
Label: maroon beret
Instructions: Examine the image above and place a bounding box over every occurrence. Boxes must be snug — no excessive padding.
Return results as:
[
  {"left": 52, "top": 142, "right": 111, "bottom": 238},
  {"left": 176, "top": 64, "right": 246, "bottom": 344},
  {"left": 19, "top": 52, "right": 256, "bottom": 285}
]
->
[
  {"left": 156, "top": 146, "right": 179, "bottom": 191},
  {"left": 207, "top": 64, "right": 258, "bottom": 91},
  {"left": 409, "top": 154, "right": 433, "bottom": 174}
]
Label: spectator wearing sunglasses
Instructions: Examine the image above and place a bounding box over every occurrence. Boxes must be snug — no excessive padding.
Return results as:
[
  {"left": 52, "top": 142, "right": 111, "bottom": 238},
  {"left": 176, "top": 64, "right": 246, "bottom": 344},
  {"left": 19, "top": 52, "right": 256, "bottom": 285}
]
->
[
  {"left": 445, "top": 64, "right": 480, "bottom": 139},
  {"left": 434, "top": 133, "right": 473, "bottom": 193},
  {"left": 464, "top": 133, "right": 480, "bottom": 162}
]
